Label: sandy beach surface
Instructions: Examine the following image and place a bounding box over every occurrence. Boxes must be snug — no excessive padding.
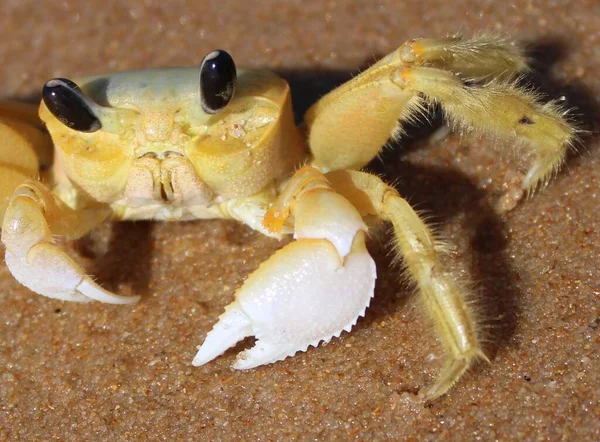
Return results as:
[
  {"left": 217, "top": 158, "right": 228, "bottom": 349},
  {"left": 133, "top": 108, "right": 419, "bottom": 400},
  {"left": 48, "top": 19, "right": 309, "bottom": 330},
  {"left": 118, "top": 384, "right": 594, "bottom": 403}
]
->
[{"left": 0, "top": 1, "right": 598, "bottom": 440}]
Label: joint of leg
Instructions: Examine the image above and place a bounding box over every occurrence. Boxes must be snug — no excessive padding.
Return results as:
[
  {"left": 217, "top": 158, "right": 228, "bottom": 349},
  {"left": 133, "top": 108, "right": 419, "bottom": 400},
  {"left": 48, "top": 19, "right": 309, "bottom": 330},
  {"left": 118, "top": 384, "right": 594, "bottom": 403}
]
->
[
  {"left": 393, "top": 68, "right": 413, "bottom": 89},
  {"left": 399, "top": 40, "right": 422, "bottom": 64},
  {"left": 263, "top": 166, "right": 331, "bottom": 235},
  {"left": 12, "top": 181, "right": 58, "bottom": 216},
  {"left": 1, "top": 194, "right": 52, "bottom": 257}
]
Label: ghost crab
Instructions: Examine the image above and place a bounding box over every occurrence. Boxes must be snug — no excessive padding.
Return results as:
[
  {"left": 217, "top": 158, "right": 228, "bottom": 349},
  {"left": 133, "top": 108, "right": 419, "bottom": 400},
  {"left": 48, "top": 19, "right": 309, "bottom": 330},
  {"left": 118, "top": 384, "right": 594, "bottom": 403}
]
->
[{"left": 0, "top": 36, "right": 577, "bottom": 399}]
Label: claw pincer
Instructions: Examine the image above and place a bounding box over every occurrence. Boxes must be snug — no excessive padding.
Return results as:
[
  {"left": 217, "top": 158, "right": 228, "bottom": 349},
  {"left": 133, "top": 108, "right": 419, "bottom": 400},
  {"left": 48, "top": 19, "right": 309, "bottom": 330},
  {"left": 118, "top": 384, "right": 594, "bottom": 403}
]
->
[{"left": 194, "top": 167, "right": 376, "bottom": 368}]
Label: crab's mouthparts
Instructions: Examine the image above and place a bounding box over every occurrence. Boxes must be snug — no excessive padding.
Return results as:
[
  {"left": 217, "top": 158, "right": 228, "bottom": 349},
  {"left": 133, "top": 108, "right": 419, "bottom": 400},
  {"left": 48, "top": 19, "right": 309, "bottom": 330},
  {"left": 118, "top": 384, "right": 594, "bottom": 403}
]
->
[
  {"left": 159, "top": 179, "right": 174, "bottom": 202},
  {"left": 138, "top": 150, "right": 184, "bottom": 160},
  {"left": 124, "top": 156, "right": 214, "bottom": 207}
]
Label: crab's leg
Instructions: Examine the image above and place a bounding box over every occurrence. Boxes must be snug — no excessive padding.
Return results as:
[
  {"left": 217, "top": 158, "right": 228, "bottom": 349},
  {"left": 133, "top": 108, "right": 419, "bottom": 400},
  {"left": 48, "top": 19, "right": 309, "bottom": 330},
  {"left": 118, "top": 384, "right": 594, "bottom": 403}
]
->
[
  {"left": 0, "top": 100, "right": 44, "bottom": 127},
  {"left": 326, "top": 169, "right": 485, "bottom": 400},
  {"left": 306, "top": 36, "right": 577, "bottom": 194},
  {"left": 1, "top": 179, "right": 138, "bottom": 304},
  {"left": 193, "top": 167, "right": 376, "bottom": 369},
  {"left": 397, "top": 34, "right": 529, "bottom": 80},
  {"left": 398, "top": 67, "right": 576, "bottom": 194},
  {"left": 0, "top": 106, "right": 52, "bottom": 225},
  {"left": 0, "top": 102, "right": 53, "bottom": 168}
]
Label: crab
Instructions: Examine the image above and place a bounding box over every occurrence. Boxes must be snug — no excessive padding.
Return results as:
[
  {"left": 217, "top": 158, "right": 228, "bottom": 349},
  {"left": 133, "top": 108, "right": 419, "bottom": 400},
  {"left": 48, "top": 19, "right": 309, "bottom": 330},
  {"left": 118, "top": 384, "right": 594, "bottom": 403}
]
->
[{"left": 0, "top": 35, "right": 577, "bottom": 399}]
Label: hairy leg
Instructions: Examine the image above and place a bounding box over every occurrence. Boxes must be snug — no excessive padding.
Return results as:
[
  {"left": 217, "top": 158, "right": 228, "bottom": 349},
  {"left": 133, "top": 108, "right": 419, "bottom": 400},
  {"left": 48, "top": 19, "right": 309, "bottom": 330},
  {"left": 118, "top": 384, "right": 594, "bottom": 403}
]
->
[
  {"left": 327, "top": 169, "right": 485, "bottom": 399},
  {"left": 396, "top": 66, "right": 577, "bottom": 193},
  {"left": 305, "top": 35, "right": 577, "bottom": 194}
]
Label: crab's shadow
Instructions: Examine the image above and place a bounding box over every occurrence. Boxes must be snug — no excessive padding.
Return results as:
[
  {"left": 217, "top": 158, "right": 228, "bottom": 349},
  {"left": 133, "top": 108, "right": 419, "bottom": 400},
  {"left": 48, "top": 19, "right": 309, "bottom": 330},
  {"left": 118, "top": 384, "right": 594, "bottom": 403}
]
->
[
  {"left": 77, "top": 221, "right": 154, "bottom": 296},
  {"left": 521, "top": 37, "right": 600, "bottom": 152},
  {"left": 362, "top": 158, "right": 520, "bottom": 358}
]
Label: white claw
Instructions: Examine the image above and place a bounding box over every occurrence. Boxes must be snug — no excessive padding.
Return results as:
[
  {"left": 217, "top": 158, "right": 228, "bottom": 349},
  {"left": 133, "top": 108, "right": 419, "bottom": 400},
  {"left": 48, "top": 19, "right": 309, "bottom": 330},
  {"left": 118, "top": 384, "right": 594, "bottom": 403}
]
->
[
  {"left": 76, "top": 277, "right": 140, "bottom": 304},
  {"left": 2, "top": 184, "right": 140, "bottom": 305},
  {"left": 194, "top": 188, "right": 376, "bottom": 369},
  {"left": 194, "top": 235, "right": 376, "bottom": 369},
  {"left": 5, "top": 247, "right": 140, "bottom": 304},
  {"left": 192, "top": 302, "right": 252, "bottom": 366}
]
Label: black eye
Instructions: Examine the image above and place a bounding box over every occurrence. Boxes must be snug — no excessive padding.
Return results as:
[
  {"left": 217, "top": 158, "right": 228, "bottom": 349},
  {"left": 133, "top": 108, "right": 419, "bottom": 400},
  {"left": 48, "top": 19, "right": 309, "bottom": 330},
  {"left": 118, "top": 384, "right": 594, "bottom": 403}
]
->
[
  {"left": 42, "top": 78, "right": 101, "bottom": 133},
  {"left": 200, "top": 50, "right": 237, "bottom": 114}
]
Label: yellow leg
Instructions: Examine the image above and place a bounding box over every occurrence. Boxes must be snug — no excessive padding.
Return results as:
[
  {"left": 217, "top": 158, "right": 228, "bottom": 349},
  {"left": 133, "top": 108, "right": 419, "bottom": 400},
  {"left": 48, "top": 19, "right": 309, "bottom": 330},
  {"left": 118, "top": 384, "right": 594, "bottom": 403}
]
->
[
  {"left": 0, "top": 101, "right": 54, "bottom": 228},
  {"left": 0, "top": 100, "right": 44, "bottom": 127},
  {"left": 327, "top": 169, "right": 486, "bottom": 399},
  {"left": 0, "top": 101, "right": 53, "bottom": 174},
  {"left": 398, "top": 34, "right": 529, "bottom": 79},
  {"left": 304, "top": 56, "right": 414, "bottom": 171},
  {"left": 0, "top": 108, "right": 43, "bottom": 225},
  {"left": 398, "top": 67, "right": 576, "bottom": 194},
  {"left": 305, "top": 36, "right": 577, "bottom": 194}
]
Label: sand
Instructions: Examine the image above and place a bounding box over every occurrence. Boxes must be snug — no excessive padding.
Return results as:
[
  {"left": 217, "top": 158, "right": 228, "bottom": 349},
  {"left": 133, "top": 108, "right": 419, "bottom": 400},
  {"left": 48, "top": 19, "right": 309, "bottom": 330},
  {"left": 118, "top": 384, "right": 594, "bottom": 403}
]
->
[{"left": 0, "top": 0, "right": 599, "bottom": 440}]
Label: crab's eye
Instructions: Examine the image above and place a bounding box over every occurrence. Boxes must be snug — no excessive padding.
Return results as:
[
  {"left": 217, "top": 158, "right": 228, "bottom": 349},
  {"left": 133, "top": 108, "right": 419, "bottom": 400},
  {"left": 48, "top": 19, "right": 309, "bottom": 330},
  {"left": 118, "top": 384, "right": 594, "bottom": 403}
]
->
[
  {"left": 42, "top": 78, "right": 102, "bottom": 133},
  {"left": 199, "top": 50, "right": 237, "bottom": 114}
]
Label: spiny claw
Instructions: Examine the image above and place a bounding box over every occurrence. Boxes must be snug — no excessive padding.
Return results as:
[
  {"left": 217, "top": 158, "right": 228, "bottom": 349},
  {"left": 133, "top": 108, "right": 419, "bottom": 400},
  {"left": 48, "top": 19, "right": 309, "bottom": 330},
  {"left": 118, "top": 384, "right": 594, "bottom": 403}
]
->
[
  {"left": 195, "top": 174, "right": 377, "bottom": 370},
  {"left": 193, "top": 231, "right": 376, "bottom": 369},
  {"left": 192, "top": 302, "right": 252, "bottom": 366}
]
